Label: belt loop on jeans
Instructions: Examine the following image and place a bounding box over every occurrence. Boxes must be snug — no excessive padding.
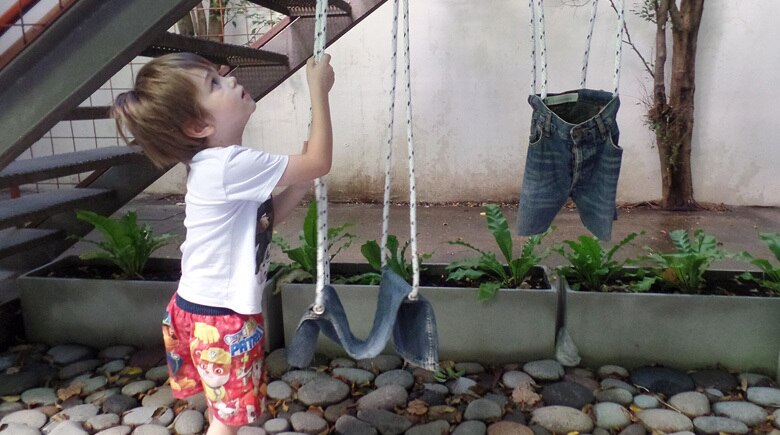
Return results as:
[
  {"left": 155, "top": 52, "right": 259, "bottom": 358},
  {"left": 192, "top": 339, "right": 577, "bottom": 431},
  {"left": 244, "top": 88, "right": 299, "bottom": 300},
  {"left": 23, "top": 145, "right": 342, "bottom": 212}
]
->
[
  {"left": 543, "top": 112, "right": 552, "bottom": 137},
  {"left": 594, "top": 115, "right": 607, "bottom": 140}
]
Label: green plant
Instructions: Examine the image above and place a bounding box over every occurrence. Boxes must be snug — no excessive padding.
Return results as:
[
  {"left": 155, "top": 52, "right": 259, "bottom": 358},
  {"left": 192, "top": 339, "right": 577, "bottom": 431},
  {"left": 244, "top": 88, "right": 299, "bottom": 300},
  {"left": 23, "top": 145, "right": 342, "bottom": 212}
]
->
[
  {"left": 75, "top": 210, "right": 172, "bottom": 279},
  {"left": 555, "top": 232, "right": 640, "bottom": 291},
  {"left": 445, "top": 204, "right": 551, "bottom": 301},
  {"left": 433, "top": 361, "right": 465, "bottom": 383},
  {"left": 272, "top": 202, "right": 355, "bottom": 288},
  {"left": 738, "top": 233, "right": 780, "bottom": 295},
  {"left": 630, "top": 229, "right": 726, "bottom": 294},
  {"left": 355, "top": 235, "right": 432, "bottom": 284}
]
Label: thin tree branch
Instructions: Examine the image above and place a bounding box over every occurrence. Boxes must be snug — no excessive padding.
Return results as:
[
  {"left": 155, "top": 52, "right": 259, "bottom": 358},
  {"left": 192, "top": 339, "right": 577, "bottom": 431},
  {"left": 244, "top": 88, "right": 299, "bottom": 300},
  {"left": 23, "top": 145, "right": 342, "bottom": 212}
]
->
[
  {"left": 608, "top": 0, "right": 654, "bottom": 78},
  {"left": 654, "top": 0, "right": 669, "bottom": 107}
]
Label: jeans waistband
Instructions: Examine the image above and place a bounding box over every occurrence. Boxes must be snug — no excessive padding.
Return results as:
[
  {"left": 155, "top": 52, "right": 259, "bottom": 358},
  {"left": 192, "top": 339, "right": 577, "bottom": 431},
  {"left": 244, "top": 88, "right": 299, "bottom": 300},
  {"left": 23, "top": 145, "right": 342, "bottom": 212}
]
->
[
  {"left": 176, "top": 293, "right": 235, "bottom": 316},
  {"left": 528, "top": 88, "right": 620, "bottom": 142}
]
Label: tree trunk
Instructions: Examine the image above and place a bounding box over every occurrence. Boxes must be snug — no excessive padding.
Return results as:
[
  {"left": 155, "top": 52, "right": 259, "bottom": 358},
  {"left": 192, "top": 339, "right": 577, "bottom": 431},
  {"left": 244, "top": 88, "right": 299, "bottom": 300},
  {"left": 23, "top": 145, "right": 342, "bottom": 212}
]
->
[{"left": 651, "top": 0, "right": 705, "bottom": 210}]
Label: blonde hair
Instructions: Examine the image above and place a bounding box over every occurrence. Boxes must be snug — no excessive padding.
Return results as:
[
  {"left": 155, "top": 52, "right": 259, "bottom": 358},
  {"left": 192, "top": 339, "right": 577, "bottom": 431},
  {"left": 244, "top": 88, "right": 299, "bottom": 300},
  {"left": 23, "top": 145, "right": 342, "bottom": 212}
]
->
[{"left": 113, "top": 53, "right": 216, "bottom": 168}]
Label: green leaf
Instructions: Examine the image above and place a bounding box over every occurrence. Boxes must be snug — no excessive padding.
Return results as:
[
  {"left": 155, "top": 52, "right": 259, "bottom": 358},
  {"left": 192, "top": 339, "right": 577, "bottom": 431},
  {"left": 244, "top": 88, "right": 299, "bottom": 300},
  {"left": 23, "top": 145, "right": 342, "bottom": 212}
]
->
[
  {"left": 606, "top": 232, "right": 640, "bottom": 261},
  {"left": 446, "top": 267, "right": 487, "bottom": 282},
  {"left": 476, "top": 282, "right": 501, "bottom": 302},
  {"left": 360, "top": 240, "right": 383, "bottom": 271},
  {"left": 750, "top": 258, "right": 775, "bottom": 274},
  {"left": 74, "top": 209, "right": 172, "bottom": 278},
  {"left": 555, "top": 232, "right": 638, "bottom": 292},
  {"left": 635, "top": 229, "right": 727, "bottom": 294},
  {"left": 759, "top": 233, "right": 780, "bottom": 262},
  {"left": 272, "top": 268, "right": 314, "bottom": 294},
  {"left": 302, "top": 202, "right": 318, "bottom": 249},
  {"left": 448, "top": 240, "right": 487, "bottom": 256},
  {"left": 484, "top": 204, "right": 513, "bottom": 264},
  {"left": 286, "top": 247, "right": 315, "bottom": 275},
  {"left": 630, "top": 276, "right": 658, "bottom": 292},
  {"left": 335, "top": 272, "right": 382, "bottom": 285},
  {"left": 670, "top": 229, "right": 692, "bottom": 254},
  {"left": 272, "top": 234, "right": 291, "bottom": 251}
]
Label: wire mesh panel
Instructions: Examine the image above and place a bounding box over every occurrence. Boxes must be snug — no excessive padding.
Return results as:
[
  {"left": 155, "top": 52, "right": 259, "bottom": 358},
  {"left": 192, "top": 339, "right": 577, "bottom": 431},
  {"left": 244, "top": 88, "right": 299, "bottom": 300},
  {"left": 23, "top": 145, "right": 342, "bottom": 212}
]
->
[{"left": 3, "top": 0, "right": 283, "bottom": 196}]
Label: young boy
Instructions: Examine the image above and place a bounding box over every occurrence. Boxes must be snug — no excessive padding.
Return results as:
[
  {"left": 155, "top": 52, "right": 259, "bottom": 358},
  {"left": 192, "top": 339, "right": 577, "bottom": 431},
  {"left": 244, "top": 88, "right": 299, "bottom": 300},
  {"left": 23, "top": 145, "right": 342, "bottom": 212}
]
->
[{"left": 112, "top": 52, "right": 334, "bottom": 434}]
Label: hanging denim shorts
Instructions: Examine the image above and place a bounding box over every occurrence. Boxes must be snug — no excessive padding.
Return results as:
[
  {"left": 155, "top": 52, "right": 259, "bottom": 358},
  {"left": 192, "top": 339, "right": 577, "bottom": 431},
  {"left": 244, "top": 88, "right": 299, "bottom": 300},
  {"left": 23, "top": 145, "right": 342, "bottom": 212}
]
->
[{"left": 517, "top": 88, "right": 622, "bottom": 241}]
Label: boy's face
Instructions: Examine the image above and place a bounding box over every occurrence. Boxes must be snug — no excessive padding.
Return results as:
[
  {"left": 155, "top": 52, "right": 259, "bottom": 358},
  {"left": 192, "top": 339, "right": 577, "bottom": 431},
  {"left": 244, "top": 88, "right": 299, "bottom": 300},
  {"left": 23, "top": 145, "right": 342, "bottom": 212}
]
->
[{"left": 188, "top": 67, "right": 256, "bottom": 145}]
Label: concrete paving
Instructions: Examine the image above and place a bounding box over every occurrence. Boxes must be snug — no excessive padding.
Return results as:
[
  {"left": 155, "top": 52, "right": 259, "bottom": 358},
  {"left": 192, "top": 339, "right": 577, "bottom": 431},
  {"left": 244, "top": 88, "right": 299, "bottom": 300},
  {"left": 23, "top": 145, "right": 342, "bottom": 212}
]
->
[{"left": 68, "top": 194, "right": 780, "bottom": 270}]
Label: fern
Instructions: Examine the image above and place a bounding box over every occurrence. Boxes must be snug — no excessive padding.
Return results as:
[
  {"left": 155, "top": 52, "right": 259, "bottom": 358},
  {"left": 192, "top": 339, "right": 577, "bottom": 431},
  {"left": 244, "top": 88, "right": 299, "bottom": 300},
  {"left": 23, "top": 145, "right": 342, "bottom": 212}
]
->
[
  {"left": 555, "top": 232, "right": 640, "bottom": 291},
  {"left": 358, "top": 235, "right": 432, "bottom": 284},
  {"left": 738, "top": 233, "right": 780, "bottom": 295},
  {"left": 630, "top": 229, "right": 726, "bottom": 294},
  {"left": 75, "top": 210, "right": 172, "bottom": 279},
  {"left": 272, "top": 202, "right": 356, "bottom": 289},
  {"left": 446, "top": 204, "right": 551, "bottom": 301}
]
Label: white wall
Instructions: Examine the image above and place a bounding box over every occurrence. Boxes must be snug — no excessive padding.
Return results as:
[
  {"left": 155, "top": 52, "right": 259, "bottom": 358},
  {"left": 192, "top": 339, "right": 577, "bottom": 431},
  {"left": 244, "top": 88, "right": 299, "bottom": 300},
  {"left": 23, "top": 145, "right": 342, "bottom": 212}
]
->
[{"left": 148, "top": 0, "right": 780, "bottom": 206}]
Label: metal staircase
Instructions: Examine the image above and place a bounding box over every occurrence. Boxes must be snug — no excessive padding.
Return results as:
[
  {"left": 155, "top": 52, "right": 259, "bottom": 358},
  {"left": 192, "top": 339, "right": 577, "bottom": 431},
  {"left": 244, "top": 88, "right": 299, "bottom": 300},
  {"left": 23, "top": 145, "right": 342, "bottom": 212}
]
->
[{"left": 0, "top": 0, "right": 387, "bottom": 292}]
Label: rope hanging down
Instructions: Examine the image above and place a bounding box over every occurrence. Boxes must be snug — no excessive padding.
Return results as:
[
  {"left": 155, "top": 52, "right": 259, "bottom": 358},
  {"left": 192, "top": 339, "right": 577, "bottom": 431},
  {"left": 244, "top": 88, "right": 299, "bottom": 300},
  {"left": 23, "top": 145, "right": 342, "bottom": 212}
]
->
[
  {"left": 530, "top": 0, "right": 625, "bottom": 98},
  {"left": 286, "top": 0, "right": 438, "bottom": 370},
  {"left": 380, "top": 0, "right": 420, "bottom": 298},
  {"left": 380, "top": 0, "right": 400, "bottom": 270},
  {"left": 313, "top": 0, "right": 329, "bottom": 314}
]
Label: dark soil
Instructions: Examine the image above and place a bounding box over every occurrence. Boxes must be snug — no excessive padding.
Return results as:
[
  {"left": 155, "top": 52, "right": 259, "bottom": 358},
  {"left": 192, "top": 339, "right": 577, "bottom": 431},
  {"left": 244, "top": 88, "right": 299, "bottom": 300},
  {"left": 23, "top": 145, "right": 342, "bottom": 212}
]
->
[
  {"left": 420, "top": 266, "right": 550, "bottom": 290},
  {"left": 37, "top": 262, "right": 180, "bottom": 282},
  {"left": 573, "top": 271, "right": 778, "bottom": 298}
]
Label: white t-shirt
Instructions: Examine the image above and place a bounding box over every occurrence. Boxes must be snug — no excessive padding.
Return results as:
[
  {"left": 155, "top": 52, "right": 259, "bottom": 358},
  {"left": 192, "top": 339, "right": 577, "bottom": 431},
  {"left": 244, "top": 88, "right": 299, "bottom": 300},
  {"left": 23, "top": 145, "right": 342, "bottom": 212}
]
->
[{"left": 177, "top": 145, "right": 289, "bottom": 314}]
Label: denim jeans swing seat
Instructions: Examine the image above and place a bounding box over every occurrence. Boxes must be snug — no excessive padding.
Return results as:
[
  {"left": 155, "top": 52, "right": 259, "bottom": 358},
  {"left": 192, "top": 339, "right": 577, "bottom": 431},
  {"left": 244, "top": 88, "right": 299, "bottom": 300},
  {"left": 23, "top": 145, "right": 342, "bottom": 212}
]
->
[
  {"left": 286, "top": 0, "right": 439, "bottom": 371},
  {"left": 517, "top": 0, "right": 626, "bottom": 242},
  {"left": 286, "top": 269, "right": 439, "bottom": 369}
]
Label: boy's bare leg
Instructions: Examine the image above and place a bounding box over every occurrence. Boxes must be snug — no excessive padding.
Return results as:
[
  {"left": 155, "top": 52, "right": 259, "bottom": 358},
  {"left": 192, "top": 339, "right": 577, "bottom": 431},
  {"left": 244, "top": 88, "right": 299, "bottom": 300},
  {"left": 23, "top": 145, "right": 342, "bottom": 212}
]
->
[{"left": 206, "top": 412, "right": 239, "bottom": 435}]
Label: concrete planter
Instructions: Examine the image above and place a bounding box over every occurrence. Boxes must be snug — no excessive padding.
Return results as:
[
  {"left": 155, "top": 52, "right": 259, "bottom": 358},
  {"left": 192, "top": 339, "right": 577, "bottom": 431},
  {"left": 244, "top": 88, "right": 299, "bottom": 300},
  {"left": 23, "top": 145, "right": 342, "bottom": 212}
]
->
[
  {"left": 561, "top": 269, "right": 780, "bottom": 378},
  {"left": 281, "top": 264, "right": 558, "bottom": 363},
  {"left": 17, "top": 256, "right": 284, "bottom": 350}
]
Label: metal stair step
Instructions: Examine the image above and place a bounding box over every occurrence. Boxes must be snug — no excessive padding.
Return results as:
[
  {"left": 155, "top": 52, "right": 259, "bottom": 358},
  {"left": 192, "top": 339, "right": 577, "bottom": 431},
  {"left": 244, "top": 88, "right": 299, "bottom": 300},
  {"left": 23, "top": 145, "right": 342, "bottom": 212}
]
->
[
  {"left": 0, "top": 228, "right": 63, "bottom": 260},
  {"left": 0, "top": 146, "right": 143, "bottom": 188},
  {"left": 247, "top": 0, "right": 351, "bottom": 16},
  {"left": 62, "top": 106, "right": 112, "bottom": 121},
  {"left": 142, "top": 32, "right": 288, "bottom": 67},
  {"left": 0, "top": 188, "right": 115, "bottom": 230}
]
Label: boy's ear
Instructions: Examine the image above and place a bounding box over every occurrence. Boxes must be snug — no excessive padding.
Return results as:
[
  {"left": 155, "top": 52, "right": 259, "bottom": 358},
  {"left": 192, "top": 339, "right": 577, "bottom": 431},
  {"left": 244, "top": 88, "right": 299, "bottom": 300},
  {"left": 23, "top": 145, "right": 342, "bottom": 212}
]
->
[{"left": 183, "top": 120, "right": 214, "bottom": 139}]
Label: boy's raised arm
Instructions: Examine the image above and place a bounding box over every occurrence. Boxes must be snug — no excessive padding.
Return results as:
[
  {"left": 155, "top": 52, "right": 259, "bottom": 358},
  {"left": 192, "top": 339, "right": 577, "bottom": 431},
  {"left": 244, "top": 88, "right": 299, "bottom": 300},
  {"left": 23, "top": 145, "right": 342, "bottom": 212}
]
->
[{"left": 277, "top": 54, "right": 335, "bottom": 186}]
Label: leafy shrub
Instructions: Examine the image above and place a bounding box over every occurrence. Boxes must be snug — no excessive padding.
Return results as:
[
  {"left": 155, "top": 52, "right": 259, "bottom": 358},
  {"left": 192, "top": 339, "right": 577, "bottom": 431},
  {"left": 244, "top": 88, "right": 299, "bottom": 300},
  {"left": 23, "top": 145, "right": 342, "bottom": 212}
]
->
[
  {"left": 630, "top": 229, "right": 726, "bottom": 294},
  {"left": 272, "top": 202, "right": 355, "bottom": 288},
  {"left": 555, "top": 233, "right": 640, "bottom": 291},
  {"left": 75, "top": 210, "right": 172, "bottom": 279},
  {"left": 354, "top": 234, "right": 432, "bottom": 284},
  {"left": 738, "top": 233, "right": 780, "bottom": 295},
  {"left": 445, "top": 204, "right": 551, "bottom": 301}
]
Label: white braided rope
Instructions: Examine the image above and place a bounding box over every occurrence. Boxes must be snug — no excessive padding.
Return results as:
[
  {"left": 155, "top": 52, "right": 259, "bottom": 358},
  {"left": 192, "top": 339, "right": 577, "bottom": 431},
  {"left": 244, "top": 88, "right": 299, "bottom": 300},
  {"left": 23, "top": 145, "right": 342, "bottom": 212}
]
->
[
  {"left": 381, "top": 0, "right": 400, "bottom": 269},
  {"left": 580, "top": 0, "right": 600, "bottom": 88},
  {"left": 401, "top": 0, "right": 420, "bottom": 298},
  {"left": 612, "top": 0, "right": 625, "bottom": 95},
  {"left": 313, "top": 0, "right": 329, "bottom": 313},
  {"left": 533, "top": 0, "right": 548, "bottom": 98},
  {"left": 528, "top": 0, "right": 536, "bottom": 96},
  {"left": 530, "top": 0, "right": 624, "bottom": 98}
]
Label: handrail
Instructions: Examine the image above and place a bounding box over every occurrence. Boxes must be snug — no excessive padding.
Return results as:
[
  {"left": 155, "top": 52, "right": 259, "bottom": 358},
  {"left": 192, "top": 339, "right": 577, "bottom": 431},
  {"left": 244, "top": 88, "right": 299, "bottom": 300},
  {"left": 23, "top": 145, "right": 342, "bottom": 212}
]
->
[
  {"left": 0, "top": 0, "right": 77, "bottom": 70},
  {"left": 0, "top": 0, "right": 37, "bottom": 37}
]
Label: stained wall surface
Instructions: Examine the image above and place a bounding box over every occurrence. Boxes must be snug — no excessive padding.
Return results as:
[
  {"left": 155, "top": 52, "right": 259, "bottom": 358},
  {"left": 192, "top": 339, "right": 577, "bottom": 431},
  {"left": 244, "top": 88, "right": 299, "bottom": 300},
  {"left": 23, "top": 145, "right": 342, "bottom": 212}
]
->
[{"left": 147, "top": 1, "right": 780, "bottom": 206}]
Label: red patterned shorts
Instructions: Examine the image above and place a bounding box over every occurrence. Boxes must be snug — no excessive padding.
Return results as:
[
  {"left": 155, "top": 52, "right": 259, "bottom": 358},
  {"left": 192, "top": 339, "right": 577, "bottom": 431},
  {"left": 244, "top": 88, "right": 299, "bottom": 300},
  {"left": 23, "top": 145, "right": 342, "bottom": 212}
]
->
[{"left": 162, "top": 294, "right": 267, "bottom": 426}]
